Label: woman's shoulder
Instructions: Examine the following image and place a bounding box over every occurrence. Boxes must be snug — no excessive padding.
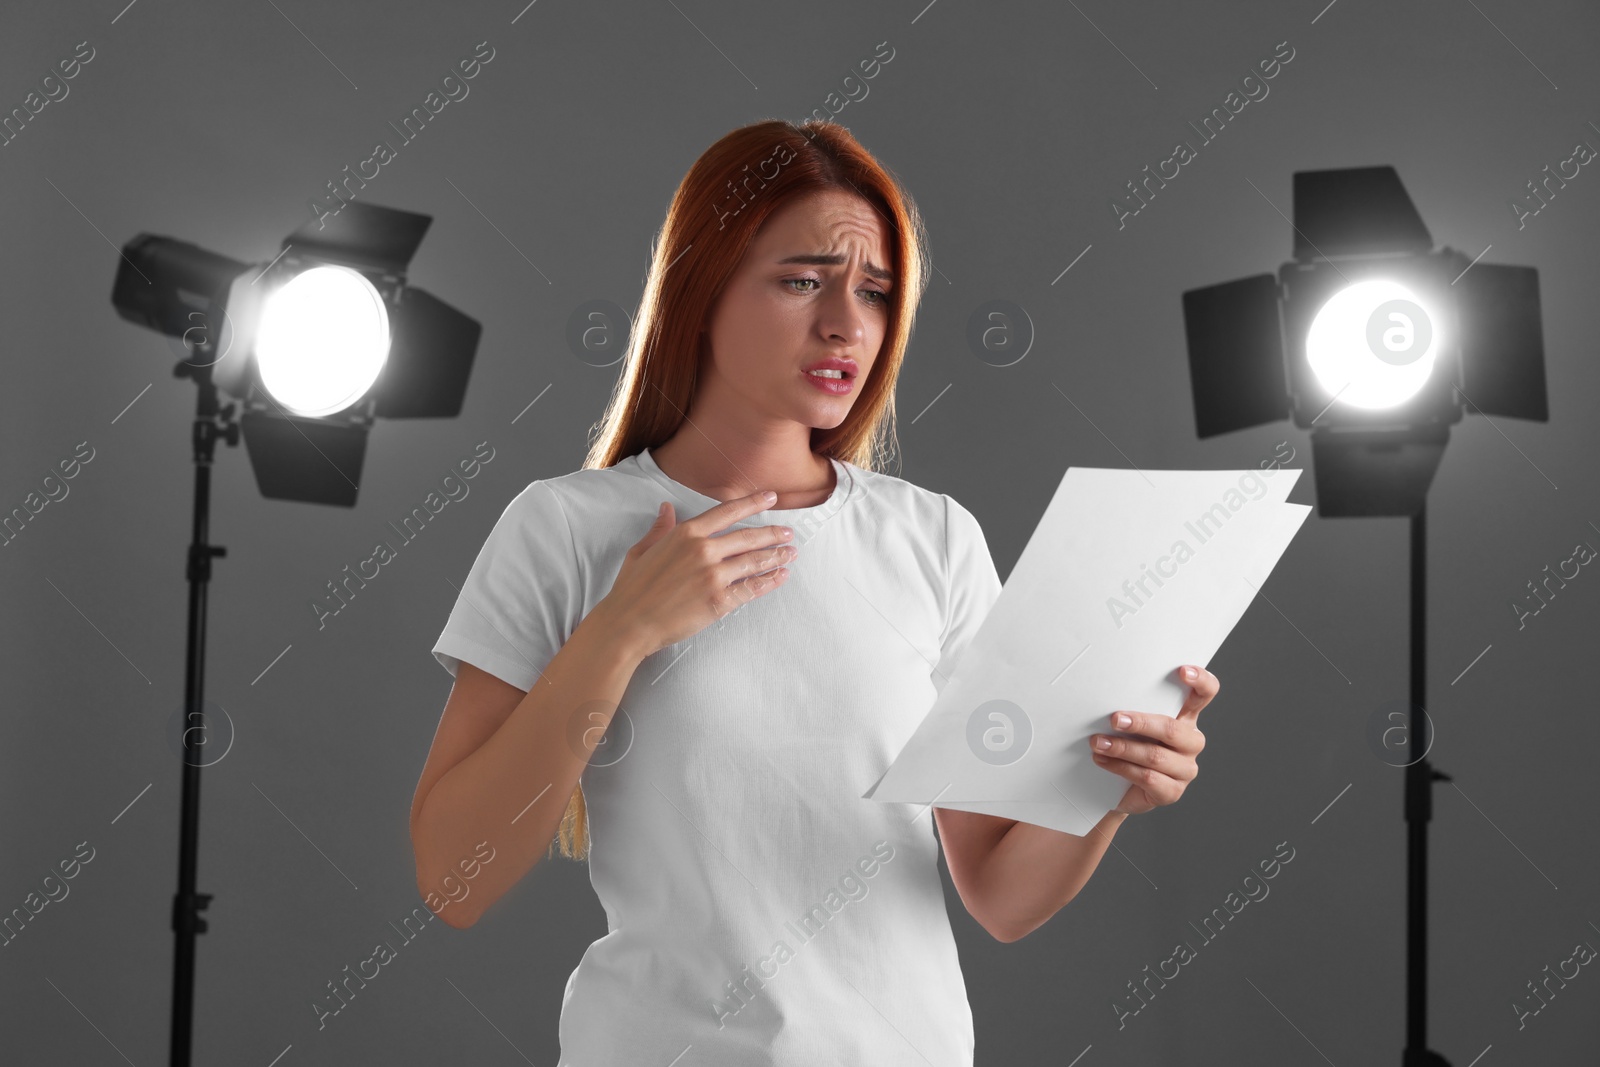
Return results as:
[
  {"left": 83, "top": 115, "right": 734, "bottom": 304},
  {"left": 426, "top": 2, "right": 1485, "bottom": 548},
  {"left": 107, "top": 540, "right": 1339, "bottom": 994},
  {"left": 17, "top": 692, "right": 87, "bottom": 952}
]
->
[
  {"left": 846, "top": 462, "right": 969, "bottom": 532},
  {"left": 494, "top": 457, "right": 658, "bottom": 536},
  {"left": 506, "top": 456, "right": 643, "bottom": 501}
]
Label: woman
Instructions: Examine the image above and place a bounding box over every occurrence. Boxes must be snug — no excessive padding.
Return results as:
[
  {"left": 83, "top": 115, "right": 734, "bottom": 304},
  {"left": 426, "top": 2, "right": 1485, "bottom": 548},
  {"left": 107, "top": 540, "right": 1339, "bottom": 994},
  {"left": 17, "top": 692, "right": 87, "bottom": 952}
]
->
[{"left": 410, "top": 118, "right": 1217, "bottom": 1066}]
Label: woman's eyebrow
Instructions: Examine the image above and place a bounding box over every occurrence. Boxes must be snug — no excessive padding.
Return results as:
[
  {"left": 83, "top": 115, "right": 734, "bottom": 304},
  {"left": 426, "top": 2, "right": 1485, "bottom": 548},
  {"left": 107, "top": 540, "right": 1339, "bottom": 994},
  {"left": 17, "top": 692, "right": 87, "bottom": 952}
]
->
[{"left": 777, "top": 252, "right": 894, "bottom": 285}]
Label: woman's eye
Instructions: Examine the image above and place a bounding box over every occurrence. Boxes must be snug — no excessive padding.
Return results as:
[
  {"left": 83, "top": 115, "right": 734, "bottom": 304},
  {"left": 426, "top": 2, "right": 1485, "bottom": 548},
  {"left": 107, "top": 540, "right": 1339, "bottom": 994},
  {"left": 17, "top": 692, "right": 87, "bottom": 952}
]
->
[{"left": 784, "top": 278, "right": 889, "bottom": 306}]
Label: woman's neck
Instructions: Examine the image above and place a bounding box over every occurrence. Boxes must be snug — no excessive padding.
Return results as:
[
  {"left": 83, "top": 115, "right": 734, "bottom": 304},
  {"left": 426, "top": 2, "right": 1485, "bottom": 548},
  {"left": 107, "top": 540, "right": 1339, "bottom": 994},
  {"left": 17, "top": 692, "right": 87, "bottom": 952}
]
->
[{"left": 651, "top": 436, "right": 834, "bottom": 508}]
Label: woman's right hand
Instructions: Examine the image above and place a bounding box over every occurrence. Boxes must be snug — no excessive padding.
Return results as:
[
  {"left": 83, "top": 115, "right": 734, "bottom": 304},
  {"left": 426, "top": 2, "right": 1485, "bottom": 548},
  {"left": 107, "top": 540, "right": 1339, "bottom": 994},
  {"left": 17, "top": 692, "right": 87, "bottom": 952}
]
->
[{"left": 596, "top": 491, "right": 797, "bottom": 659}]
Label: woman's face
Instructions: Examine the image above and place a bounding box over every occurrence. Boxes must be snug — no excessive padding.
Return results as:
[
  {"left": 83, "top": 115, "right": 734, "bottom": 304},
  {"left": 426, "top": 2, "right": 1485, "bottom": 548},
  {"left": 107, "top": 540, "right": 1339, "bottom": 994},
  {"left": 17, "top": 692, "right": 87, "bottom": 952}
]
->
[{"left": 700, "top": 187, "right": 893, "bottom": 432}]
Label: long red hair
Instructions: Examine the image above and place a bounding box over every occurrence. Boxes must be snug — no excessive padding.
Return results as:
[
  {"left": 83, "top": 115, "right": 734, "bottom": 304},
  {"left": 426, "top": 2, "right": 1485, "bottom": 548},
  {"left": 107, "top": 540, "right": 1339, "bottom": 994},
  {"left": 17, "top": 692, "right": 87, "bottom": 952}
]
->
[{"left": 551, "top": 118, "right": 931, "bottom": 860}]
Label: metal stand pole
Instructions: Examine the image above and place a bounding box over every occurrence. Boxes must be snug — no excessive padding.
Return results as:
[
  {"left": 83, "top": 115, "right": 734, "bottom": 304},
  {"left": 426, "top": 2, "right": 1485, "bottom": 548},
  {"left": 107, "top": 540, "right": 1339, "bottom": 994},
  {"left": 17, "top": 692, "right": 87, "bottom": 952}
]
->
[
  {"left": 168, "top": 355, "right": 237, "bottom": 1066},
  {"left": 1404, "top": 502, "right": 1452, "bottom": 1067}
]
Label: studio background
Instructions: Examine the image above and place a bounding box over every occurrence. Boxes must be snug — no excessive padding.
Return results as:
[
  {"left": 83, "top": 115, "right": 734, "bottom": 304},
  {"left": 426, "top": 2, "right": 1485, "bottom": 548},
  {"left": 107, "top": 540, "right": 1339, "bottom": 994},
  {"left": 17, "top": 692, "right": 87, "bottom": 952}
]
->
[{"left": 2, "top": 0, "right": 1597, "bottom": 1063}]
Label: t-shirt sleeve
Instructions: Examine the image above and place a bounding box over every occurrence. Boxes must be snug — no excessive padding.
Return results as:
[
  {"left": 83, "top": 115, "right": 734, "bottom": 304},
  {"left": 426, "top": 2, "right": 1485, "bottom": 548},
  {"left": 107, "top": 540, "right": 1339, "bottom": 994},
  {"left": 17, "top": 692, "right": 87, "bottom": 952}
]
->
[
  {"left": 431, "top": 479, "right": 583, "bottom": 693},
  {"left": 931, "top": 493, "right": 1002, "bottom": 696}
]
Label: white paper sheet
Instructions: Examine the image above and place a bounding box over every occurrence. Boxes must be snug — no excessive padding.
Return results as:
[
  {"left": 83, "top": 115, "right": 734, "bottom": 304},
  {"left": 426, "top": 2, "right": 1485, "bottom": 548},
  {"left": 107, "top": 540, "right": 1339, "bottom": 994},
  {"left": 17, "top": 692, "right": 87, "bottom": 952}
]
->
[{"left": 863, "top": 466, "right": 1311, "bottom": 837}]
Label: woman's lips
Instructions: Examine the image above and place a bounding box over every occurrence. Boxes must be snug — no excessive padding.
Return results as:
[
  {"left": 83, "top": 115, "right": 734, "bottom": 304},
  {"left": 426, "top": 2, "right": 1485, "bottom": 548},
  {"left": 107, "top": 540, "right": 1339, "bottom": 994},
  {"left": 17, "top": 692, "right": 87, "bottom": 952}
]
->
[{"left": 802, "top": 369, "right": 854, "bottom": 395}]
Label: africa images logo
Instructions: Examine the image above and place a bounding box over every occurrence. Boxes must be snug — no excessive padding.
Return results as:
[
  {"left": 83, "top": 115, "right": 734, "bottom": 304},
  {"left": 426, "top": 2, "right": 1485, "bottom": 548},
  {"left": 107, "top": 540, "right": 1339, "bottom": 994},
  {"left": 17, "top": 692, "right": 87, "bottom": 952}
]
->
[{"left": 1365, "top": 298, "right": 1430, "bottom": 366}]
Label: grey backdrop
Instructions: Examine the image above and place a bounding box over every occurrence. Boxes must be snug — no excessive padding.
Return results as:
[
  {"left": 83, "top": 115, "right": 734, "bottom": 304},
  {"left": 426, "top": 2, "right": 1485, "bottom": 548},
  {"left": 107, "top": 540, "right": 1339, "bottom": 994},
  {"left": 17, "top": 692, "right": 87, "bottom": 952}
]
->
[{"left": 3, "top": 0, "right": 1597, "bottom": 1063}]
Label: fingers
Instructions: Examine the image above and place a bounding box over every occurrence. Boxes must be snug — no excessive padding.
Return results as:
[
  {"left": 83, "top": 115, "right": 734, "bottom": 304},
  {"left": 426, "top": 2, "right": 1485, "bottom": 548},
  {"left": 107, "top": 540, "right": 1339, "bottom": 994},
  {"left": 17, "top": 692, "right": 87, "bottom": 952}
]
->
[
  {"left": 1090, "top": 752, "right": 1189, "bottom": 805},
  {"left": 1175, "top": 665, "right": 1220, "bottom": 721},
  {"left": 730, "top": 542, "right": 798, "bottom": 582},
  {"left": 1089, "top": 666, "right": 1216, "bottom": 811},
  {"left": 1089, "top": 731, "right": 1199, "bottom": 780},
  {"left": 683, "top": 489, "right": 778, "bottom": 536},
  {"left": 714, "top": 560, "right": 789, "bottom": 614},
  {"left": 639, "top": 500, "right": 675, "bottom": 544},
  {"left": 717, "top": 523, "right": 795, "bottom": 562},
  {"left": 1104, "top": 709, "right": 1192, "bottom": 750}
]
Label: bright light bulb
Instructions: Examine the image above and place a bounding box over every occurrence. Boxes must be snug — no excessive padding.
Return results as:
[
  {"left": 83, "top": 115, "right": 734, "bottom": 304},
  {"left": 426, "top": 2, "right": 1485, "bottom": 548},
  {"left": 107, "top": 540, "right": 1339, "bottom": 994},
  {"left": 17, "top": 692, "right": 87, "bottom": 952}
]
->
[
  {"left": 255, "top": 265, "right": 390, "bottom": 417},
  {"left": 1305, "top": 278, "right": 1440, "bottom": 411}
]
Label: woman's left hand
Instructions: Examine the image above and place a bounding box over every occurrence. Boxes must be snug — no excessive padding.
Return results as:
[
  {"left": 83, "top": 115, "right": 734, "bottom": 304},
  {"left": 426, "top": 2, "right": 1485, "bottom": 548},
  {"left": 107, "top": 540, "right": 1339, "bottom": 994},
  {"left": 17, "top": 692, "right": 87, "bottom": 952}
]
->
[{"left": 1090, "top": 665, "right": 1218, "bottom": 816}]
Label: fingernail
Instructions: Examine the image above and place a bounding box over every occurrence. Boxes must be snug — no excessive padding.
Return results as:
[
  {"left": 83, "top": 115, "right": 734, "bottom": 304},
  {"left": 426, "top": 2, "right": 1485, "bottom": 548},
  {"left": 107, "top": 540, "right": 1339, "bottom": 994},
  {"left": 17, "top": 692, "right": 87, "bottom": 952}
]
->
[
  {"left": 1183, "top": 667, "right": 1197, "bottom": 681},
  {"left": 764, "top": 491, "right": 777, "bottom": 502},
  {"left": 1114, "top": 713, "right": 1131, "bottom": 729},
  {"left": 1095, "top": 736, "right": 1112, "bottom": 750}
]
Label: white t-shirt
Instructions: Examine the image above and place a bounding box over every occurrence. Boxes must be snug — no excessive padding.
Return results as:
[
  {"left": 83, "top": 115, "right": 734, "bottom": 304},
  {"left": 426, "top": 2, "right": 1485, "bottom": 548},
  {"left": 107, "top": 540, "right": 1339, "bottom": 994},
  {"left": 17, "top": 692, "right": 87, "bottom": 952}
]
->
[{"left": 431, "top": 446, "right": 1002, "bottom": 1066}]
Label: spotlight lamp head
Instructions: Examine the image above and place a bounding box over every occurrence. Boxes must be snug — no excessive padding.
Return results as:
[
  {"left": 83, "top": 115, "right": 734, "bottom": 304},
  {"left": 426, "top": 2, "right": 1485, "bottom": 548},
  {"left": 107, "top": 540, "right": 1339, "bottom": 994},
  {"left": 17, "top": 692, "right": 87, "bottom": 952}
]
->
[
  {"left": 111, "top": 201, "right": 481, "bottom": 507},
  {"left": 1181, "top": 166, "right": 1549, "bottom": 517}
]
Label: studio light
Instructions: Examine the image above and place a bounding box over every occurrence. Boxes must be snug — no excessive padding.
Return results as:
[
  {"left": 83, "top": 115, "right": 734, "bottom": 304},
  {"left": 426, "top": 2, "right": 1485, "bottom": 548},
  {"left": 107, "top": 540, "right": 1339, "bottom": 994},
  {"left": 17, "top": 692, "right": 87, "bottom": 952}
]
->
[
  {"left": 112, "top": 200, "right": 481, "bottom": 506},
  {"left": 1303, "top": 277, "right": 1439, "bottom": 410},
  {"left": 1182, "top": 166, "right": 1552, "bottom": 1067},
  {"left": 107, "top": 199, "right": 481, "bottom": 1066},
  {"left": 250, "top": 263, "right": 391, "bottom": 418},
  {"left": 1182, "top": 165, "right": 1547, "bottom": 518}
]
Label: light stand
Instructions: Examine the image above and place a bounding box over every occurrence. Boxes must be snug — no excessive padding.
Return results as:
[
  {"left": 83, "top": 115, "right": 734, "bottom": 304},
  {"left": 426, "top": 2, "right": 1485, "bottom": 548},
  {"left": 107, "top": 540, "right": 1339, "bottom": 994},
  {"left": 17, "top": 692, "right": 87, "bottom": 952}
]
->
[
  {"left": 1405, "top": 503, "right": 1451, "bottom": 1067},
  {"left": 1181, "top": 166, "right": 1549, "bottom": 1066},
  {"left": 109, "top": 200, "right": 482, "bottom": 1065},
  {"left": 168, "top": 351, "right": 237, "bottom": 1067}
]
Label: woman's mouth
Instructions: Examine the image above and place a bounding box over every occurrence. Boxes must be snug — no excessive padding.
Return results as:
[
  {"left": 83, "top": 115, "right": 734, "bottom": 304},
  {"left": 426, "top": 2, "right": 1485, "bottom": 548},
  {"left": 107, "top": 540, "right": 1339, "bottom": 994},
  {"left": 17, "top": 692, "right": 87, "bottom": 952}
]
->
[{"left": 802, "top": 368, "right": 854, "bottom": 395}]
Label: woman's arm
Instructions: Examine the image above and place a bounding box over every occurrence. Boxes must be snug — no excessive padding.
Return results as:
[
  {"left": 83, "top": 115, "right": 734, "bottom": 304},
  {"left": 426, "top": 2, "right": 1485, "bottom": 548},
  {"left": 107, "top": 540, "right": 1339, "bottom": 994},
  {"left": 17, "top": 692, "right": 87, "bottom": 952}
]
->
[
  {"left": 411, "top": 605, "right": 650, "bottom": 929},
  {"left": 988, "top": 813, "right": 1130, "bottom": 942},
  {"left": 935, "top": 807, "right": 1127, "bottom": 943}
]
